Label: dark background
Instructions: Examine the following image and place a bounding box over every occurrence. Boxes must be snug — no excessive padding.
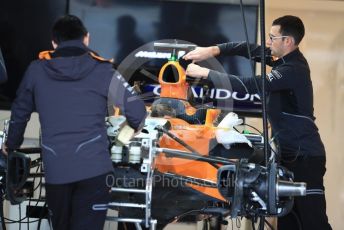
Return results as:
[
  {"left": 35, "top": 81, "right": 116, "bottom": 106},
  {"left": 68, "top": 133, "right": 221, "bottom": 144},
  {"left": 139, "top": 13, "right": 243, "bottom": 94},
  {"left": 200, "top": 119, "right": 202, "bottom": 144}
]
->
[
  {"left": 0, "top": 0, "right": 258, "bottom": 111},
  {"left": 0, "top": 0, "right": 68, "bottom": 109}
]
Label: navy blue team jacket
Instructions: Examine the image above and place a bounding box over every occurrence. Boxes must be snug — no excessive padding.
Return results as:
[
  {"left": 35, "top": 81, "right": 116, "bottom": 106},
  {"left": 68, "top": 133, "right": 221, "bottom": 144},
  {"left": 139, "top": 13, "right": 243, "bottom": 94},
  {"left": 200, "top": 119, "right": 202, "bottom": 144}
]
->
[{"left": 6, "top": 40, "right": 147, "bottom": 184}]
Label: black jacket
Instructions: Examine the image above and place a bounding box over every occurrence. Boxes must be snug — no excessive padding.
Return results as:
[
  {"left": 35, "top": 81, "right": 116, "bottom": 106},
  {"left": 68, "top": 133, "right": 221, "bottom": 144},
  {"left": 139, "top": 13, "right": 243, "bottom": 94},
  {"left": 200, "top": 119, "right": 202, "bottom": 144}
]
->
[
  {"left": 7, "top": 40, "right": 147, "bottom": 184},
  {"left": 208, "top": 42, "right": 325, "bottom": 157}
]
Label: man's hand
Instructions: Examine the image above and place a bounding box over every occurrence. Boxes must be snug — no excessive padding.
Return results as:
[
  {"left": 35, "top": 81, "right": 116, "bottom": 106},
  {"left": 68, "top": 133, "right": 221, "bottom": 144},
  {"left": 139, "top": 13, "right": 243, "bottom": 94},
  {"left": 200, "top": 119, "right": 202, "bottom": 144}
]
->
[
  {"left": 186, "top": 63, "right": 210, "bottom": 79},
  {"left": 183, "top": 46, "right": 220, "bottom": 62},
  {"left": 1, "top": 143, "right": 8, "bottom": 155}
]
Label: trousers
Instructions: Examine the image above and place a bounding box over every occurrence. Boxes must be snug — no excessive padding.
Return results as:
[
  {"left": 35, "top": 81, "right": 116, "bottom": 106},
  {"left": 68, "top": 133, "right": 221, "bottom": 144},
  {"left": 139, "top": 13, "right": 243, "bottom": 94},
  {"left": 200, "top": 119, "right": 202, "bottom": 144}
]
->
[
  {"left": 45, "top": 172, "right": 111, "bottom": 230},
  {"left": 278, "top": 156, "right": 332, "bottom": 230}
]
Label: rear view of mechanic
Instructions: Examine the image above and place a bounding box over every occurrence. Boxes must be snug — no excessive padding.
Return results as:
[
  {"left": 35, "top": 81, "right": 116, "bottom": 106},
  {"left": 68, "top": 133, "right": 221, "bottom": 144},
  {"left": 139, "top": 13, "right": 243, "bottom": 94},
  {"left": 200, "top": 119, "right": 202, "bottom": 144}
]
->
[
  {"left": 2, "top": 15, "right": 146, "bottom": 230},
  {"left": 183, "top": 15, "right": 332, "bottom": 230}
]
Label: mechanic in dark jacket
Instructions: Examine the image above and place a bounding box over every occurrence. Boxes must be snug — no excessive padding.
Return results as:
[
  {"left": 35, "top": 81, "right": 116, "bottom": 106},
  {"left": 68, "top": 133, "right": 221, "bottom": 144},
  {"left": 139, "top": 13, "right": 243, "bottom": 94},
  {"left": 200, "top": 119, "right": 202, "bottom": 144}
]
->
[
  {"left": 2, "top": 15, "right": 147, "bottom": 230},
  {"left": 184, "top": 15, "right": 331, "bottom": 230}
]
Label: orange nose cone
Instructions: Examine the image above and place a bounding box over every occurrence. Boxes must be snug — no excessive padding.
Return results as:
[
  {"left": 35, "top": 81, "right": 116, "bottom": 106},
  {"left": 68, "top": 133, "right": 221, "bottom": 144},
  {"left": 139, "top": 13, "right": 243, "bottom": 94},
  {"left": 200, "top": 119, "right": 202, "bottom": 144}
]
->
[{"left": 159, "top": 61, "right": 189, "bottom": 100}]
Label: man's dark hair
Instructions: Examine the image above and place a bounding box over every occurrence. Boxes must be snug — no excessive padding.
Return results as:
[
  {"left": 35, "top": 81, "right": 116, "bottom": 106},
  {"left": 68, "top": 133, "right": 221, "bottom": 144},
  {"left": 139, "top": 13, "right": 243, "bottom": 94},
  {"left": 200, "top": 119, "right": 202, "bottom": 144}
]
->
[
  {"left": 52, "top": 15, "right": 88, "bottom": 44},
  {"left": 272, "top": 15, "right": 305, "bottom": 45}
]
